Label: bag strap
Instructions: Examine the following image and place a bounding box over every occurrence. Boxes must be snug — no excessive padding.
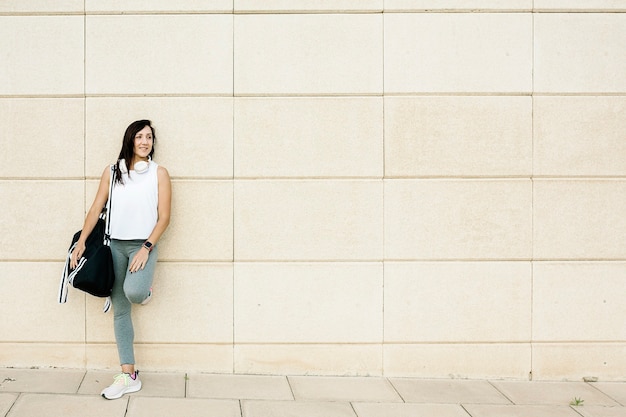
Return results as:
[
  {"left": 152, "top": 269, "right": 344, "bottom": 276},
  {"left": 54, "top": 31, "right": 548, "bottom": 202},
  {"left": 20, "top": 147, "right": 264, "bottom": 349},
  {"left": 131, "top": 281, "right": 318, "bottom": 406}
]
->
[
  {"left": 104, "top": 165, "right": 114, "bottom": 246},
  {"left": 101, "top": 165, "right": 115, "bottom": 312},
  {"left": 58, "top": 242, "right": 76, "bottom": 305}
]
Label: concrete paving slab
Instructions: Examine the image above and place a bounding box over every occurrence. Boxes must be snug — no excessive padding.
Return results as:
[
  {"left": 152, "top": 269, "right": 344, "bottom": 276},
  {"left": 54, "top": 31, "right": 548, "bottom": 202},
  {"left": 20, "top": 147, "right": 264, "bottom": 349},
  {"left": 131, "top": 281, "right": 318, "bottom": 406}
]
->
[
  {"left": 187, "top": 373, "right": 293, "bottom": 400},
  {"left": 591, "top": 382, "right": 626, "bottom": 406},
  {"left": 78, "top": 370, "right": 186, "bottom": 398},
  {"left": 6, "top": 393, "right": 127, "bottom": 417},
  {"left": 388, "top": 378, "right": 511, "bottom": 405},
  {"left": 288, "top": 376, "right": 402, "bottom": 402},
  {"left": 463, "top": 404, "right": 582, "bottom": 417},
  {"left": 0, "top": 393, "right": 18, "bottom": 416},
  {"left": 76, "top": 370, "right": 110, "bottom": 395},
  {"left": 126, "top": 396, "right": 241, "bottom": 417},
  {"left": 0, "top": 369, "right": 84, "bottom": 394},
  {"left": 574, "top": 405, "right": 626, "bottom": 417},
  {"left": 491, "top": 381, "right": 620, "bottom": 406},
  {"left": 242, "top": 400, "right": 356, "bottom": 417},
  {"left": 352, "top": 402, "right": 470, "bottom": 417}
]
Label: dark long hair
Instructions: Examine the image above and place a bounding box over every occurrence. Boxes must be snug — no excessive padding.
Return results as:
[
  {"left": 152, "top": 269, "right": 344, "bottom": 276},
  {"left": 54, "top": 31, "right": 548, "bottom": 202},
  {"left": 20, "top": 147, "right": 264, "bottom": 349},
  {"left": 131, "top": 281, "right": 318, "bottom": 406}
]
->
[{"left": 114, "top": 120, "right": 156, "bottom": 185}]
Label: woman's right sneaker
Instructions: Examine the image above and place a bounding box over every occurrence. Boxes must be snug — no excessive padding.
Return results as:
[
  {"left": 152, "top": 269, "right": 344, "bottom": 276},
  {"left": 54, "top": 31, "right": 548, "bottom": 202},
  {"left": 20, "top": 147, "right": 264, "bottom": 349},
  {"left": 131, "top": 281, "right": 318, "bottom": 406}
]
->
[{"left": 101, "top": 371, "right": 142, "bottom": 400}]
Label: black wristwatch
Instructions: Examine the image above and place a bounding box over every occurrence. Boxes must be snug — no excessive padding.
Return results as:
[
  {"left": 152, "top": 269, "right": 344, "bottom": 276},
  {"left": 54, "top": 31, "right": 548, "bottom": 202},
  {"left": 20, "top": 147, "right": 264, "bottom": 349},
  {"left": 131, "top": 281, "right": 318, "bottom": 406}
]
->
[{"left": 142, "top": 241, "right": 154, "bottom": 253}]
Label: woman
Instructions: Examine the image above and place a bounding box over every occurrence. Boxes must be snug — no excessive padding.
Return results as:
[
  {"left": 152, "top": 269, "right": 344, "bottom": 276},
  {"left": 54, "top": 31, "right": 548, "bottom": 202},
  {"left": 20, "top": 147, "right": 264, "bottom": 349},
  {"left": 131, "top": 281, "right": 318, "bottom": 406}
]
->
[{"left": 71, "top": 120, "right": 171, "bottom": 400}]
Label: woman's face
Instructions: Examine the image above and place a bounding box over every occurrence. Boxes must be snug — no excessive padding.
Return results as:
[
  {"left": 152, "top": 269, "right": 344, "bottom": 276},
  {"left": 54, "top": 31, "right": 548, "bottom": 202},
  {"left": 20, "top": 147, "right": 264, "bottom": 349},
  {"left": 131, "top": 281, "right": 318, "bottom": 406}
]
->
[{"left": 133, "top": 125, "right": 153, "bottom": 160}]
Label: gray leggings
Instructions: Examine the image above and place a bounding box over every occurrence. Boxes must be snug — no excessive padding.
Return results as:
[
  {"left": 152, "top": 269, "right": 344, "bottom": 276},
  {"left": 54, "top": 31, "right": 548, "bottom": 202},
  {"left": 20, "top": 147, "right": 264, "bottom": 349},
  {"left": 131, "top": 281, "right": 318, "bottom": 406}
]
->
[{"left": 110, "top": 239, "right": 158, "bottom": 365}]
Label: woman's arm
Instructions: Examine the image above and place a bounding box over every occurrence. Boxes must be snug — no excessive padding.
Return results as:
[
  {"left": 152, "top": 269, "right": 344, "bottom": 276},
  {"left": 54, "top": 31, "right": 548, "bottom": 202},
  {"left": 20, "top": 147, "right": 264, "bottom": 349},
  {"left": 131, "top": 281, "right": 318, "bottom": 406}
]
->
[
  {"left": 70, "top": 166, "right": 111, "bottom": 269},
  {"left": 146, "top": 166, "right": 172, "bottom": 245}
]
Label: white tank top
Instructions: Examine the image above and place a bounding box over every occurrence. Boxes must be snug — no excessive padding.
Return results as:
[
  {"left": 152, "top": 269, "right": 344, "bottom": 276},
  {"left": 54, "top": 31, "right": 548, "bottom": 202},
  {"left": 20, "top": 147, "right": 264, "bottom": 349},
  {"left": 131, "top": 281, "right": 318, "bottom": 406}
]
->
[{"left": 109, "top": 161, "right": 159, "bottom": 240}]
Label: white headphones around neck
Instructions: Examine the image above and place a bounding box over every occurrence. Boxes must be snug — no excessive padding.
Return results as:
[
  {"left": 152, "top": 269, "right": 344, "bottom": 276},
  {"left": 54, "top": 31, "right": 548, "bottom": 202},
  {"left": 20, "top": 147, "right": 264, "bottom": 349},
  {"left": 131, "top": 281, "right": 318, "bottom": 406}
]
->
[{"left": 119, "top": 157, "right": 150, "bottom": 174}]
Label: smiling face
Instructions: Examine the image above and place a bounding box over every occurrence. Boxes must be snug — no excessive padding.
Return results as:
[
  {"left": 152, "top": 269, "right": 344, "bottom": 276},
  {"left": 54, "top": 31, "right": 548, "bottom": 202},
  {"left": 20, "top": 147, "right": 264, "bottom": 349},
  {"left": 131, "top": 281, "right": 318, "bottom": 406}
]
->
[{"left": 133, "top": 125, "right": 154, "bottom": 161}]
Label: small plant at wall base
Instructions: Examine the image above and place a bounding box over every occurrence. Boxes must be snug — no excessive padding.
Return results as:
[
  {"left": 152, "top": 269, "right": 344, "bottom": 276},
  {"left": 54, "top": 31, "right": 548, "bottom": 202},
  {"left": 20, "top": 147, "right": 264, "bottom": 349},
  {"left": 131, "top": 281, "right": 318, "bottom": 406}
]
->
[{"left": 570, "top": 397, "right": 585, "bottom": 406}]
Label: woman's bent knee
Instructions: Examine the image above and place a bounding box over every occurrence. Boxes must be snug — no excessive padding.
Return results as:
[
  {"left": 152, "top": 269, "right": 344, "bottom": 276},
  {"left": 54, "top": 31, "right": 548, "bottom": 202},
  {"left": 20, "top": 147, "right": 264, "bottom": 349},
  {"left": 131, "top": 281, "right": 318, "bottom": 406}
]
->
[{"left": 125, "top": 289, "right": 148, "bottom": 304}]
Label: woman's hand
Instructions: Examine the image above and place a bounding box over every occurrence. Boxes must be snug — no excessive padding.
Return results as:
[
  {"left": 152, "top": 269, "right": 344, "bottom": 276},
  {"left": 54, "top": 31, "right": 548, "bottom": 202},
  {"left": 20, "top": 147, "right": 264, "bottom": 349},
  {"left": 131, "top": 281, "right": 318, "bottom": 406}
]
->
[
  {"left": 70, "top": 242, "right": 86, "bottom": 270},
  {"left": 129, "top": 247, "right": 150, "bottom": 273}
]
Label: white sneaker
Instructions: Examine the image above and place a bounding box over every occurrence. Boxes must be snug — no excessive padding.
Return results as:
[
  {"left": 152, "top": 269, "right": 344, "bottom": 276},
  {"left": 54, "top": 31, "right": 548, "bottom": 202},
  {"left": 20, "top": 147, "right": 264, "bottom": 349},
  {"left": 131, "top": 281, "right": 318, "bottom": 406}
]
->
[{"left": 101, "top": 372, "right": 142, "bottom": 400}]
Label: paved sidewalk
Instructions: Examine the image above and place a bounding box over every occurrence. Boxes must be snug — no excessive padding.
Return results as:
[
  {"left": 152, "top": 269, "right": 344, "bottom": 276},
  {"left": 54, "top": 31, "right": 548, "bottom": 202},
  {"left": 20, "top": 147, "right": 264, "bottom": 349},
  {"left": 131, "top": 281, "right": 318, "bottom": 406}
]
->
[{"left": 0, "top": 368, "right": 625, "bottom": 417}]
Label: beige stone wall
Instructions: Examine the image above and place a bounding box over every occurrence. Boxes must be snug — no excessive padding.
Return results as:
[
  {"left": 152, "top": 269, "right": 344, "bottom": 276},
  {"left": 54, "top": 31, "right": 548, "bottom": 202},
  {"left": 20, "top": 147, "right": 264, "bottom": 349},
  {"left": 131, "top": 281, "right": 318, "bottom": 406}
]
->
[{"left": 1, "top": 1, "right": 625, "bottom": 380}]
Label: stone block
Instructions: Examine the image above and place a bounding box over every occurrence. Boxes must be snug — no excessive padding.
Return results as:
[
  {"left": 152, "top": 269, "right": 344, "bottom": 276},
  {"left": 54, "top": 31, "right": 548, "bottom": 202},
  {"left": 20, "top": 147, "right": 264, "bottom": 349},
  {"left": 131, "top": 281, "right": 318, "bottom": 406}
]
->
[
  {"left": 0, "top": 0, "right": 82, "bottom": 13},
  {"left": 533, "top": 262, "right": 626, "bottom": 341},
  {"left": 234, "top": 14, "right": 382, "bottom": 95},
  {"left": 235, "top": 180, "right": 383, "bottom": 260},
  {"left": 385, "top": 96, "right": 532, "bottom": 177},
  {"left": 534, "top": 96, "right": 626, "bottom": 176},
  {"left": 533, "top": 180, "right": 626, "bottom": 259},
  {"left": 86, "top": 15, "right": 232, "bottom": 95},
  {"left": 235, "top": 97, "right": 382, "bottom": 178},
  {"left": 0, "top": 180, "right": 84, "bottom": 260},
  {"left": 0, "top": 99, "right": 84, "bottom": 178},
  {"left": 384, "top": 262, "right": 531, "bottom": 342},
  {"left": 235, "top": 344, "right": 382, "bottom": 376},
  {"left": 0, "top": 16, "right": 83, "bottom": 95},
  {"left": 384, "top": 343, "right": 531, "bottom": 379},
  {"left": 384, "top": 13, "right": 532, "bottom": 93},
  {"left": 535, "top": 0, "right": 626, "bottom": 11},
  {"left": 534, "top": 13, "right": 626, "bottom": 93},
  {"left": 384, "top": 179, "right": 532, "bottom": 260},
  {"left": 235, "top": 0, "right": 382, "bottom": 12},
  {"left": 384, "top": 0, "right": 532, "bottom": 11},
  {"left": 234, "top": 262, "right": 382, "bottom": 343},
  {"left": 86, "top": 0, "right": 232, "bottom": 13}
]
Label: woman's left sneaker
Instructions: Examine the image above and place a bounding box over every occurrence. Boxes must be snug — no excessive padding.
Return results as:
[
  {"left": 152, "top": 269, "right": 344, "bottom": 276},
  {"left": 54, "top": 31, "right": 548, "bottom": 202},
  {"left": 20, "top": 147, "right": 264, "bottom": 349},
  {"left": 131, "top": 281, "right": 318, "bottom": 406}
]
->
[
  {"left": 141, "top": 287, "right": 152, "bottom": 305},
  {"left": 101, "top": 371, "right": 142, "bottom": 400}
]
